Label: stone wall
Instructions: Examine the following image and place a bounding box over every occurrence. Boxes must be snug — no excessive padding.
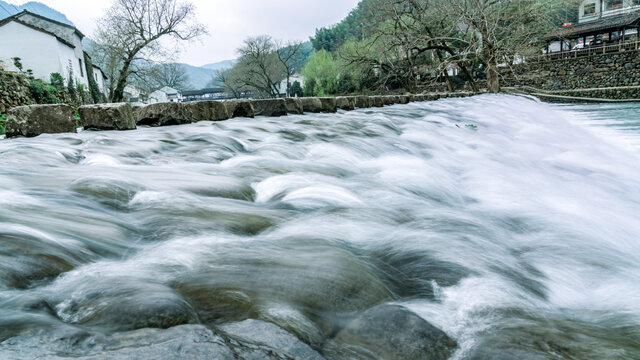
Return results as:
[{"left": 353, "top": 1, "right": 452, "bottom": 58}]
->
[
  {"left": 0, "top": 69, "right": 35, "bottom": 114},
  {"left": 503, "top": 50, "right": 640, "bottom": 95}
]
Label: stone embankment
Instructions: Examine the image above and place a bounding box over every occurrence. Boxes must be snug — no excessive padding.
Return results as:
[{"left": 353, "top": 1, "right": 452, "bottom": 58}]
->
[
  {"left": 502, "top": 49, "right": 640, "bottom": 101},
  {"left": 3, "top": 92, "right": 476, "bottom": 138}
]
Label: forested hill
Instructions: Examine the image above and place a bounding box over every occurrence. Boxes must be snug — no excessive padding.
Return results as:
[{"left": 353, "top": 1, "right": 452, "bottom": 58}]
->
[{"left": 310, "top": 0, "right": 376, "bottom": 52}]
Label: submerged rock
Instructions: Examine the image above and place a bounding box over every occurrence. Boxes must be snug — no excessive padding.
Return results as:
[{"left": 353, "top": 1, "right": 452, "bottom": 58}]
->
[
  {"left": 324, "top": 304, "right": 457, "bottom": 360},
  {"left": 78, "top": 103, "right": 136, "bottom": 131},
  {"left": 5, "top": 104, "right": 76, "bottom": 138},
  {"left": 56, "top": 282, "right": 197, "bottom": 332}
]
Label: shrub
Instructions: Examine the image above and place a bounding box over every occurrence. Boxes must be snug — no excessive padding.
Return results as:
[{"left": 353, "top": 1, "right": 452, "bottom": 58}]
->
[
  {"left": 50, "top": 73, "right": 64, "bottom": 88},
  {"left": 290, "top": 80, "right": 304, "bottom": 97},
  {"left": 0, "top": 115, "right": 6, "bottom": 135},
  {"left": 29, "top": 80, "right": 60, "bottom": 104}
]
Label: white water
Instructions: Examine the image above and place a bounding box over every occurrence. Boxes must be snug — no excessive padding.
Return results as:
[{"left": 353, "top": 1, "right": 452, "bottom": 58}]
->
[{"left": 1, "top": 94, "right": 639, "bottom": 359}]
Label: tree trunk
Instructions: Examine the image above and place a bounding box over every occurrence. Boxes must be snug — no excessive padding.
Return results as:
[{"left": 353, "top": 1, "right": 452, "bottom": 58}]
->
[
  {"left": 483, "top": 40, "right": 501, "bottom": 93},
  {"left": 486, "top": 62, "right": 500, "bottom": 93},
  {"left": 457, "top": 63, "right": 478, "bottom": 92},
  {"left": 111, "top": 57, "right": 133, "bottom": 102}
]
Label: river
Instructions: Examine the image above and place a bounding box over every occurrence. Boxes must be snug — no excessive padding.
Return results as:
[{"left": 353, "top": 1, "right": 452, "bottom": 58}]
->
[{"left": 1, "top": 94, "right": 639, "bottom": 359}]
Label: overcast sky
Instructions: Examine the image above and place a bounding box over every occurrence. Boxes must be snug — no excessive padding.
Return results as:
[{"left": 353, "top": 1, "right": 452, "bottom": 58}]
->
[{"left": 9, "top": 0, "right": 359, "bottom": 66}]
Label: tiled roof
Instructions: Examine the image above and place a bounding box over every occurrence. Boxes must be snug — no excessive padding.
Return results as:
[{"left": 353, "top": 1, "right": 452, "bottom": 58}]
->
[{"left": 545, "top": 12, "right": 640, "bottom": 39}]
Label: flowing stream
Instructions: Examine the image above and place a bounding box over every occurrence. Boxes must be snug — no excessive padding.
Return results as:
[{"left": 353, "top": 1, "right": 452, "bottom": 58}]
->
[{"left": 1, "top": 94, "right": 639, "bottom": 359}]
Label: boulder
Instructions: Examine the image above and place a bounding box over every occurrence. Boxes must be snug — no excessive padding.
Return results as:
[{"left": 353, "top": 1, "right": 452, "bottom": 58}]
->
[
  {"left": 5, "top": 104, "right": 76, "bottom": 138},
  {"left": 224, "top": 100, "right": 255, "bottom": 118},
  {"left": 184, "top": 101, "right": 229, "bottom": 122},
  {"left": 372, "top": 96, "right": 385, "bottom": 107},
  {"left": 251, "top": 99, "right": 288, "bottom": 117},
  {"left": 78, "top": 103, "right": 136, "bottom": 131},
  {"left": 324, "top": 304, "right": 457, "bottom": 360},
  {"left": 319, "top": 97, "right": 338, "bottom": 113},
  {"left": 399, "top": 95, "right": 411, "bottom": 104},
  {"left": 336, "top": 97, "right": 355, "bottom": 111},
  {"left": 285, "top": 98, "right": 304, "bottom": 114},
  {"left": 135, "top": 102, "right": 192, "bottom": 126},
  {"left": 300, "top": 97, "right": 323, "bottom": 113},
  {"left": 355, "top": 96, "right": 372, "bottom": 108},
  {"left": 220, "top": 320, "right": 324, "bottom": 360}
]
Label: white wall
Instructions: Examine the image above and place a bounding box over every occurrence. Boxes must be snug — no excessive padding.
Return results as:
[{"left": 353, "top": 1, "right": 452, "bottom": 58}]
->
[
  {"left": 92, "top": 67, "right": 109, "bottom": 98},
  {"left": 0, "top": 21, "right": 68, "bottom": 82}
]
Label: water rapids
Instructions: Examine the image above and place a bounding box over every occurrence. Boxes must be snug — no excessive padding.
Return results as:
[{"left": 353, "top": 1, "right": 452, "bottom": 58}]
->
[{"left": 0, "top": 94, "right": 639, "bottom": 359}]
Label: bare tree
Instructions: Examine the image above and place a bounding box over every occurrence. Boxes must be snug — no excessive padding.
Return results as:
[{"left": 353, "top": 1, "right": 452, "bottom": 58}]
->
[
  {"left": 235, "top": 35, "right": 283, "bottom": 98},
  {"left": 216, "top": 68, "right": 250, "bottom": 99},
  {"left": 93, "top": 0, "right": 206, "bottom": 102},
  {"left": 444, "top": 0, "right": 547, "bottom": 93},
  {"left": 275, "top": 41, "right": 305, "bottom": 97},
  {"left": 150, "top": 63, "right": 191, "bottom": 91}
]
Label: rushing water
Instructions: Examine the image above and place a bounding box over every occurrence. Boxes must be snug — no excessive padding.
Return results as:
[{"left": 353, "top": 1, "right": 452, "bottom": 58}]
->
[{"left": 1, "top": 94, "right": 639, "bottom": 359}]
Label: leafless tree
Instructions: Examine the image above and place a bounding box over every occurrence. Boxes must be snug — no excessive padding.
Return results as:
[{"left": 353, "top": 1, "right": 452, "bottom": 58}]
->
[
  {"left": 444, "top": 0, "right": 548, "bottom": 92},
  {"left": 216, "top": 68, "right": 250, "bottom": 99},
  {"left": 235, "top": 35, "right": 283, "bottom": 98},
  {"left": 150, "top": 63, "right": 191, "bottom": 91},
  {"left": 275, "top": 41, "right": 306, "bottom": 97},
  {"left": 93, "top": 0, "right": 206, "bottom": 102}
]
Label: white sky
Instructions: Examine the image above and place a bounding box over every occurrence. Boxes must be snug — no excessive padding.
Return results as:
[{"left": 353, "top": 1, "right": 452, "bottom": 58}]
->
[{"left": 7, "top": 0, "right": 360, "bottom": 66}]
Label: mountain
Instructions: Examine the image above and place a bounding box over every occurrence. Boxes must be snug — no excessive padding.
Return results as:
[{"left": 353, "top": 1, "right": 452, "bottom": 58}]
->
[
  {"left": 201, "top": 59, "right": 237, "bottom": 72},
  {"left": 0, "top": 1, "right": 73, "bottom": 25},
  {"left": 177, "top": 63, "right": 222, "bottom": 90}
]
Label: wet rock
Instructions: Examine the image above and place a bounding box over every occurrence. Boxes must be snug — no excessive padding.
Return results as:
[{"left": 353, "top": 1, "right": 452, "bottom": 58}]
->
[
  {"left": 336, "top": 97, "right": 355, "bottom": 111},
  {"left": 224, "top": 100, "right": 255, "bottom": 118},
  {"left": 368, "top": 248, "right": 470, "bottom": 299},
  {"left": 319, "top": 97, "right": 338, "bottom": 113},
  {"left": 0, "top": 325, "right": 236, "bottom": 360},
  {"left": 57, "top": 282, "right": 197, "bottom": 332},
  {"left": 252, "top": 99, "right": 288, "bottom": 117},
  {"left": 220, "top": 319, "right": 324, "bottom": 360},
  {"left": 78, "top": 103, "right": 136, "bottom": 131},
  {"left": 135, "top": 102, "right": 192, "bottom": 126},
  {"left": 324, "top": 304, "right": 457, "bottom": 360},
  {"left": 399, "top": 95, "right": 411, "bottom": 104},
  {"left": 0, "top": 229, "right": 86, "bottom": 289},
  {"left": 372, "top": 96, "right": 385, "bottom": 107},
  {"left": 174, "top": 238, "right": 392, "bottom": 332},
  {"left": 355, "top": 96, "right": 372, "bottom": 108},
  {"left": 301, "top": 97, "right": 324, "bottom": 113},
  {"left": 184, "top": 101, "right": 230, "bottom": 122},
  {"left": 285, "top": 97, "right": 304, "bottom": 114},
  {"left": 5, "top": 104, "right": 76, "bottom": 138},
  {"left": 69, "top": 177, "right": 145, "bottom": 207}
]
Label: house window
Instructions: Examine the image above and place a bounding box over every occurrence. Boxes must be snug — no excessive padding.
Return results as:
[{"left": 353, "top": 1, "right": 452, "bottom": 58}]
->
[
  {"left": 79, "top": 59, "right": 83, "bottom": 77},
  {"left": 605, "top": 0, "right": 624, "bottom": 10},
  {"left": 584, "top": 2, "right": 596, "bottom": 15}
]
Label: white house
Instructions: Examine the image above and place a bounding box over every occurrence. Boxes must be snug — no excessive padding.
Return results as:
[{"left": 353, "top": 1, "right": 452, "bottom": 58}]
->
[
  {"left": 277, "top": 74, "right": 305, "bottom": 97},
  {"left": 148, "top": 86, "right": 182, "bottom": 103},
  {"left": 0, "top": 10, "right": 108, "bottom": 97}
]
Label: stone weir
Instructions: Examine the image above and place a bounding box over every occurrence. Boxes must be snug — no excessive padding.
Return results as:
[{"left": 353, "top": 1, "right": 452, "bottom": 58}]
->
[{"left": 2, "top": 93, "right": 476, "bottom": 139}]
